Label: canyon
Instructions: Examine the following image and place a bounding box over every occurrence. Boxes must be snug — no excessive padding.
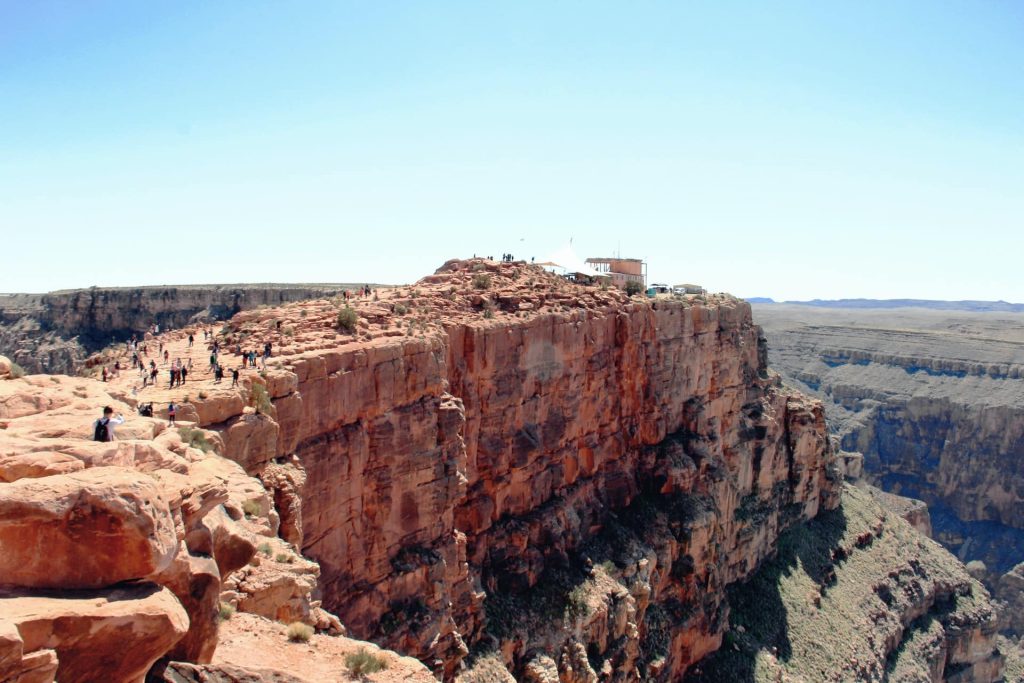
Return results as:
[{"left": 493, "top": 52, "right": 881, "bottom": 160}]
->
[
  {"left": 755, "top": 303, "right": 1024, "bottom": 633},
  {"left": 0, "top": 263, "right": 1011, "bottom": 682}
]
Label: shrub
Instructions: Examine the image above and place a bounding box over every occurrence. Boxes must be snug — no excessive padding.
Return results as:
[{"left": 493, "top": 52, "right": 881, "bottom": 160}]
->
[
  {"left": 472, "top": 273, "right": 492, "bottom": 290},
  {"left": 286, "top": 621, "right": 314, "bottom": 643},
  {"left": 283, "top": 326, "right": 295, "bottom": 337},
  {"left": 218, "top": 602, "right": 235, "bottom": 621},
  {"left": 275, "top": 553, "right": 291, "bottom": 563},
  {"left": 625, "top": 280, "right": 644, "bottom": 296},
  {"left": 198, "top": 391, "right": 208, "bottom": 400},
  {"left": 393, "top": 303, "right": 409, "bottom": 315},
  {"left": 258, "top": 542, "right": 273, "bottom": 557},
  {"left": 299, "top": 309, "right": 308, "bottom": 318},
  {"left": 178, "top": 426, "right": 214, "bottom": 453},
  {"left": 336, "top": 306, "right": 358, "bottom": 333},
  {"left": 483, "top": 308, "right": 494, "bottom": 320},
  {"left": 242, "top": 499, "right": 262, "bottom": 518},
  {"left": 249, "top": 384, "right": 272, "bottom": 414},
  {"left": 345, "top": 649, "right": 388, "bottom": 675},
  {"left": 8, "top": 361, "right": 26, "bottom": 378},
  {"left": 565, "top": 583, "right": 591, "bottom": 621}
]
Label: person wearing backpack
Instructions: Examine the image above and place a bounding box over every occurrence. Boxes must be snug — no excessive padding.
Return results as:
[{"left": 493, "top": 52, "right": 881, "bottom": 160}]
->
[
  {"left": 93, "top": 406, "right": 124, "bottom": 442},
  {"left": 168, "top": 402, "right": 177, "bottom": 425}
]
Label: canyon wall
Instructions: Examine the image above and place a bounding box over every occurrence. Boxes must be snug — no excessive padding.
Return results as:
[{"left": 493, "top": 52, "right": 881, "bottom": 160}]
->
[
  {"left": 0, "top": 267, "right": 1008, "bottom": 682},
  {"left": 754, "top": 305, "right": 1024, "bottom": 608},
  {"left": 0, "top": 284, "right": 353, "bottom": 374}
]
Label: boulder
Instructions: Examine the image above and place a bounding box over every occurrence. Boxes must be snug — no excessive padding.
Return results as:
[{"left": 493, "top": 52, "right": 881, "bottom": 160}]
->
[
  {"left": 1, "top": 583, "right": 188, "bottom": 683},
  {"left": 0, "top": 467, "right": 178, "bottom": 589}
]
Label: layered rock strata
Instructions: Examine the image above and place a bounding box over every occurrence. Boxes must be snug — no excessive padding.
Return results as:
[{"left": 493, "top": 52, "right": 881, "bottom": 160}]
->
[{"left": 753, "top": 304, "right": 1024, "bottom": 581}]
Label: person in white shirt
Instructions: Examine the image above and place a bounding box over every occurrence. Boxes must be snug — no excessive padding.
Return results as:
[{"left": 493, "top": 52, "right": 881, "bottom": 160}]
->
[{"left": 93, "top": 406, "right": 125, "bottom": 442}]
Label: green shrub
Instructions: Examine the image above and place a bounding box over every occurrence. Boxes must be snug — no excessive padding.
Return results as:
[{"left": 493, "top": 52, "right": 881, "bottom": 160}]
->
[
  {"left": 393, "top": 303, "right": 409, "bottom": 315},
  {"left": 178, "top": 426, "right": 214, "bottom": 453},
  {"left": 242, "top": 499, "right": 262, "bottom": 518},
  {"left": 9, "top": 361, "right": 26, "bottom": 378},
  {"left": 249, "top": 384, "right": 272, "bottom": 414},
  {"left": 283, "top": 326, "right": 295, "bottom": 337},
  {"left": 565, "top": 583, "right": 591, "bottom": 620},
  {"left": 218, "top": 602, "right": 235, "bottom": 621},
  {"left": 336, "top": 306, "right": 358, "bottom": 333},
  {"left": 275, "top": 553, "right": 291, "bottom": 563},
  {"left": 286, "top": 621, "right": 314, "bottom": 643},
  {"left": 483, "top": 308, "right": 494, "bottom": 320},
  {"left": 625, "top": 280, "right": 644, "bottom": 296},
  {"left": 345, "top": 649, "right": 388, "bottom": 675},
  {"left": 299, "top": 309, "right": 308, "bottom": 318},
  {"left": 472, "top": 273, "right": 492, "bottom": 290},
  {"left": 258, "top": 542, "right": 273, "bottom": 557}
]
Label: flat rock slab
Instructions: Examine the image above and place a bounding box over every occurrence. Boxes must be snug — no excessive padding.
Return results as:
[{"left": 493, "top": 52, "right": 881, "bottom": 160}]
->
[
  {"left": 1, "top": 582, "right": 188, "bottom": 683},
  {"left": 0, "top": 467, "right": 178, "bottom": 589}
]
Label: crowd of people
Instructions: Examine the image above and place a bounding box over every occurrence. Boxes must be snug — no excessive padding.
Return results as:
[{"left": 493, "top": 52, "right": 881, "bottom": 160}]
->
[{"left": 95, "top": 319, "right": 281, "bottom": 433}]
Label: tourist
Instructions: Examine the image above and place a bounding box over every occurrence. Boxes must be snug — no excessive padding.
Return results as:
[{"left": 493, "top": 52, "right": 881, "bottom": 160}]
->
[
  {"left": 93, "top": 406, "right": 124, "bottom": 442},
  {"left": 101, "top": 366, "right": 108, "bottom": 382},
  {"left": 167, "top": 402, "right": 176, "bottom": 425},
  {"left": 214, "top": 365, "right": 224, "bottom": 383},
  {"left": 180, "top": 365, "right": 188, "bottom": 384},
  {"left": 188, "top": 333, "right": 194, "bottom": 347},
  {"left": 169, "top": 367, "right": 176, "bottom": 388},
  {"left": 163, "top": 349, "right": 169, "bottom": 364},
  {"left": 231, "top": 367, "right": 239, "bottom": 387}
]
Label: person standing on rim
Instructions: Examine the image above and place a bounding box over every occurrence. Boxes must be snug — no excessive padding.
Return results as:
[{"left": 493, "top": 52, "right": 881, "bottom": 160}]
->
[{"left": 93, "top": 406, "right": 125, "bottom": 442}]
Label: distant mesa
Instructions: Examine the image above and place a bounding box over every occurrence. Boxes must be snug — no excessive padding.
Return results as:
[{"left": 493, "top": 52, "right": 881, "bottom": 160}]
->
[{"left": 752, "top": 297, "right": 1024, "bottom": 312}]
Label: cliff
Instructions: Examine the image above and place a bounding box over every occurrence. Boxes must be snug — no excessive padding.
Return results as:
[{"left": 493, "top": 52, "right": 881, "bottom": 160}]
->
[
  {"left": 754, "top": 304, "right": 1024, "bottom": 584},
  {"left": 0, "top": 263, "right": 1007, "bottom": 682},
  {"left": 0, "top": 284, "right": 358, "bottom": 375}
]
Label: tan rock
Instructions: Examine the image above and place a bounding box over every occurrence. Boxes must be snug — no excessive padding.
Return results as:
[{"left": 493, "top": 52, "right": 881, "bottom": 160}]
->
[
  {"left": 0, "top": 467, "right": 178, "bottom": 589},
  {"left": 1, "top": 583, "right": 188, "bottom": 683},
  {"left": 0, "top": 451, "right": 85, "bottom": 483}
]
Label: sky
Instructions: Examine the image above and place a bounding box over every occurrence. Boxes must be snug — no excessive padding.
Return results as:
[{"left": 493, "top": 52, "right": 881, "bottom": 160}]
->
[{"left": 1, "top": 1, "right": 1022, "bottom": 301}]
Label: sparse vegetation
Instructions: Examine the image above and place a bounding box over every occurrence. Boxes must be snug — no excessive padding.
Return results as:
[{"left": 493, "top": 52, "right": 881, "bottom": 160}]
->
[
  {"left": 218, "top": 602, "right": 235, "bottom": 621},
  {"left": 625, "top": 280, "right": 644, "bottom": 296},
  {"left": 283, "top": 326, "right": 295, "bottom": 337},
  {"left": 8, "top": 361, "right": 26, "bottom": 378},
  {"left": 483, "top": 308, "right": 494, "bottom": 320},
  {"left": 249, "top": 383, "right": 272, "bottom": 414},
  {"left": 473, "top": 273, "right": 492, "bottom": 290},
  {"left": 242, "top": 499, "right": 261, "bottom": 518},
  {"left": 258, "top": 542, "right": 273, "bottom": 557},
  {"left": 337, "top": 306, "right": 358, "bottom": 333},
  {"left": 275, "top": 553, "right": 294, "bottom": 563},
  {"left": 178, "top": 426, "right": 214, "bottom": 453},
  {"left": 286, "top": 621, "right": 314, "bottom": 643},
  {"left": 345, "top": 649, "right": 388, "bottom": 676},
  {"left": 564, "top": 583, "right": 591, "bottom": 621},
  {"left": 393, "top": 303, "right": 409, "bottom": 315},
  {"left": 198, "top": 391, "right": 208, "bottom": 399},
  {"left": 299, "top": 309, "right": 308, "bottom": 318}
]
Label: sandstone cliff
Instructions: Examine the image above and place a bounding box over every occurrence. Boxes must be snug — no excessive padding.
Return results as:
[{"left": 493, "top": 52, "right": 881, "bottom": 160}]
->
[{"left": 0, "top": 264, "right": 1009, "bottom": 682}]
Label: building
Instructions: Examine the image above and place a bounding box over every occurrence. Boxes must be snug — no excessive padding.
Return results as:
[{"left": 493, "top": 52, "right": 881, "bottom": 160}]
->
[{"left": 585, "top": 257, "right": 647, "bottom": 290}]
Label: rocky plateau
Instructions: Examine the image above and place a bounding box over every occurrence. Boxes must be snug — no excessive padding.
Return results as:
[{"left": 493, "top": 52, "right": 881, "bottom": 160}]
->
[{"left": 0, "top": 262, "right": 1012, "bottom": 682}]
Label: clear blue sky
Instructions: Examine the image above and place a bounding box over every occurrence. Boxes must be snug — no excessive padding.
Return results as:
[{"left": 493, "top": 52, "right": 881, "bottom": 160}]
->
[{"left": 2, "top": 1, "right": 1022, "bottom": 301}]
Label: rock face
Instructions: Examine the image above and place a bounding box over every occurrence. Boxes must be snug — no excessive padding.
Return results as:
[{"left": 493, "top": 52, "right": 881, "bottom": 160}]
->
[
  {"left": 134, "top": 259, "right": 843, "bottom": 680},
  {"left": 0, "top": 263, "right": 1009, "bottom": 682},
  {"left": 753, "top": 303, "right": 1024, "bottom": 581},
  {"left": 0, "top": 285, "right": 355, "bottom": 374},
  {"left": 691, "top": 484, "right": 1005, "bottom": 683}
]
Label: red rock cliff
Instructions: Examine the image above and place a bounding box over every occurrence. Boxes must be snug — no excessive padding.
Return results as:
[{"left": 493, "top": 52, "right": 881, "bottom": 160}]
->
[{"left": 174, "top": 259, "right": 840, "bottom": 680}]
